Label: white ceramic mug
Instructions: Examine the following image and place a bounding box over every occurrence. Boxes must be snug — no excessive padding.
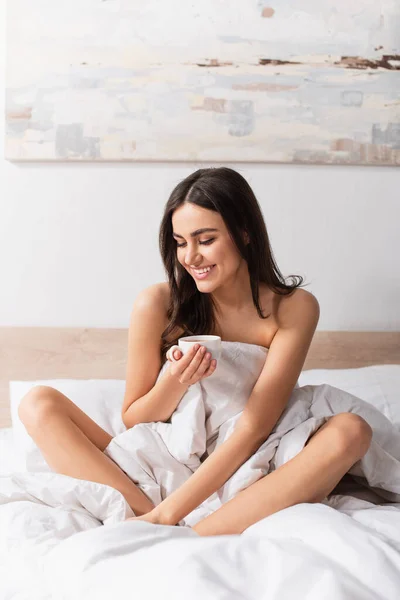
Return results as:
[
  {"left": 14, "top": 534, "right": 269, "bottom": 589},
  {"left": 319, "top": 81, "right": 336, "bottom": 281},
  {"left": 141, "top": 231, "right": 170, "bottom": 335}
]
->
[{"left": 167, "top": 335, "right": 222, "bottom": 363}]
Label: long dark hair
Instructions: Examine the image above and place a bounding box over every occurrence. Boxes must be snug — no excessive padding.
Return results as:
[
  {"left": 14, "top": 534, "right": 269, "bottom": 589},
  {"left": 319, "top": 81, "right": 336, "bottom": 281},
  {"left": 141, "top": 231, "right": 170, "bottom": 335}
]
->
[{"left": 159, "top": 167, "right": 306, "bottom": 363}]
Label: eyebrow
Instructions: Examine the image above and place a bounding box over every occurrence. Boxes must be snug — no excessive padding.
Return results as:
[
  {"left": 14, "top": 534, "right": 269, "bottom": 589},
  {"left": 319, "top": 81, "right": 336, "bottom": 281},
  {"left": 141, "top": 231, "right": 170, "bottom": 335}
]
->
[{"left": 172, "top": 228, "right": 219, "bottom": 239}]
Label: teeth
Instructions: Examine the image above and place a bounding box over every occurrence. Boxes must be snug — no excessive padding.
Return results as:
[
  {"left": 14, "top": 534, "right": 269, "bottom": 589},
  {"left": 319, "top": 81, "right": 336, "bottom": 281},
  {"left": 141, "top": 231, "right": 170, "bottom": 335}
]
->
[{"left": 194, "top": 265, "right": 214, "bottom": 274}]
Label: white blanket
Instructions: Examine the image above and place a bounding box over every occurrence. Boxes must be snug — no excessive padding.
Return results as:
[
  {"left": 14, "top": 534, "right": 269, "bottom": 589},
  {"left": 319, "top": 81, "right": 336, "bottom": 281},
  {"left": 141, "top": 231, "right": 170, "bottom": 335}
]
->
[
  {"left": 1, "top": 341, "right": 400, "bottom": 599},
  {"left": 102, "top": 341, "right": 400, "bottom": 526}
]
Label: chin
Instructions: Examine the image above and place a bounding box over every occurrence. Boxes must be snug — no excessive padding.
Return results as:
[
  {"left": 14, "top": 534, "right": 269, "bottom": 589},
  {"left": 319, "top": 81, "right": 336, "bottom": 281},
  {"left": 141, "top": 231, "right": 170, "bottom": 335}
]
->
[{"left": 197, "top": 280, "right": 219, "bottom": 292}]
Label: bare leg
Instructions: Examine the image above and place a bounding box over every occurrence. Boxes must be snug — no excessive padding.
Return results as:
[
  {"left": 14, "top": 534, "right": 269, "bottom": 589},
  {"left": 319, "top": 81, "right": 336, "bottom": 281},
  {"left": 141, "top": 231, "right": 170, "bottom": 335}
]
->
[
  {"left": 18, "top": 385, "right": 155, "bottom": 516},
  {"left": 192, "top": 413, "right": 373, "bottom": 536}
]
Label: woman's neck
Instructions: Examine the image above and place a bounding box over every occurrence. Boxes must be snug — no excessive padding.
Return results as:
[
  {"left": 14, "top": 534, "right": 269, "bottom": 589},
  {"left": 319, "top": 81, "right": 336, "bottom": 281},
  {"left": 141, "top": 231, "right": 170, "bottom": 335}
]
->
[{"left": 210, "top": 262, "right": 254, "bottom": 314}]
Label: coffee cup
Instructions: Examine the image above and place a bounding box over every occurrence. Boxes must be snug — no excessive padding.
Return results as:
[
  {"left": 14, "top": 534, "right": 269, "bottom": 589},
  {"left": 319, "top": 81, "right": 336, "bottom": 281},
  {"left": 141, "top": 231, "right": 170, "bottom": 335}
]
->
[{"left": 167, "top": 335, "right": 221, "bottom": 363}]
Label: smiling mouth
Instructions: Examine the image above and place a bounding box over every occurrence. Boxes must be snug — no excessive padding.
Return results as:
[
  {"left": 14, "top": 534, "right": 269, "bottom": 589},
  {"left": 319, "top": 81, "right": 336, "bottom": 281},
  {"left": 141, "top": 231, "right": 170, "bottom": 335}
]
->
[{"left": 191, "top": 264, "right": 216, "bottom": 279}]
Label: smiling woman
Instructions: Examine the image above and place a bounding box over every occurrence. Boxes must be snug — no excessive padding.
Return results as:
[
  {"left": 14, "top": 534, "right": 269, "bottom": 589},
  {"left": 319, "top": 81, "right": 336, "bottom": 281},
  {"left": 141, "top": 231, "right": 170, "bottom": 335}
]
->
[
  {"left": 159, "top": 166, "right": 306, "bottom": 364},
  {"left": 15, "top": 166, "right": 381, "bottom": 540}
]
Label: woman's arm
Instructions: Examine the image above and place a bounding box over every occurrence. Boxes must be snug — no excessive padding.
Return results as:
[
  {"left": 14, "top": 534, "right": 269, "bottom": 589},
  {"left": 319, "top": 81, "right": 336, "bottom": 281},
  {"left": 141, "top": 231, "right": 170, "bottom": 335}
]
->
[
  {"left": 154, "top": 423, "right": 267, "bottom": 526},
  {"left": 123, "top": 367, "right": 191, "bottom": 429},
  {"left": 155, "top": 290, "right": 320, "bottom": 526},
  {"left": 122, "top": 284, "right": 193, "bottom": 428}
]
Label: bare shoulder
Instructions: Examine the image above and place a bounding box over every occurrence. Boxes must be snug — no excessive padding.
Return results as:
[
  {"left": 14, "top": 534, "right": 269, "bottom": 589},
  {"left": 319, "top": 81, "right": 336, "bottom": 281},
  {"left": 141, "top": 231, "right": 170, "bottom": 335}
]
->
[
  {"left": 129, "top": 282, "right": 170, "bottom": 338},
  {"left": 134, "top": 282, "right": 169, "bottom": 315},
  {"left": 275, "top": 288, "right": 320, "bottom": 329}
]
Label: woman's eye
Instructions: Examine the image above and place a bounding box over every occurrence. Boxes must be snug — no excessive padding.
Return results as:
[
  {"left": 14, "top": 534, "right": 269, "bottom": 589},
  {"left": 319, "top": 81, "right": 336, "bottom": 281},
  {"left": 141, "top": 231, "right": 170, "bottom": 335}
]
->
[{"left": 176, "top": 238, "right": 215, "bottom": 248}]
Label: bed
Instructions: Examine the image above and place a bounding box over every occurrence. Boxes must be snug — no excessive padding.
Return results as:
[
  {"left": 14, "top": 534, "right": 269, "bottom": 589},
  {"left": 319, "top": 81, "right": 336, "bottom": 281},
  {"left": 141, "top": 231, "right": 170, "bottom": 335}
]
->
[{"left": 1, "top": 327, "right": 400, "bottom": 600}]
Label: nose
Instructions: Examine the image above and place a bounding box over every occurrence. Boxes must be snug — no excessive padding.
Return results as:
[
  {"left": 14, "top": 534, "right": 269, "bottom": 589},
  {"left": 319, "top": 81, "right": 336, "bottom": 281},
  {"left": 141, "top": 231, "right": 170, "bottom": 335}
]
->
[{"left": 183, "top": 245, "right": 202, "bottom": 267}]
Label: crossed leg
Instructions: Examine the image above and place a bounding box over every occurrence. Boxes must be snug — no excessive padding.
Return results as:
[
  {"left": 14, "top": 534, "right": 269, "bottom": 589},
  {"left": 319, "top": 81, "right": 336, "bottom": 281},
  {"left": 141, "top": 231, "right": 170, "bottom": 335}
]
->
[
  {"left": 18, "top": 385, "right": 155, "bottom": 516},
  {"left": 192, "top": 413, "right": 373, "bottom": 536}
]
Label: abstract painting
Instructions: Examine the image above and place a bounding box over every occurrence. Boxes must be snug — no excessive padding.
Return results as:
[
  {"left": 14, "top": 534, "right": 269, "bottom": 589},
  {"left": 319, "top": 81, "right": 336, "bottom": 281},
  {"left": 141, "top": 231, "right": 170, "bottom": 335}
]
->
[{"left": 5, "top": 0, "right": 400, "bottom": 164}]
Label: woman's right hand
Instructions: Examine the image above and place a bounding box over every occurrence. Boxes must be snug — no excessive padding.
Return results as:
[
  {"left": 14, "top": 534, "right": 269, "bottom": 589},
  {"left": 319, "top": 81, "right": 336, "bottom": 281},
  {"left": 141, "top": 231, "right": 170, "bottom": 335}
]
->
[{"left": 167, "top": 344, "right": 217, "bottom": 386}]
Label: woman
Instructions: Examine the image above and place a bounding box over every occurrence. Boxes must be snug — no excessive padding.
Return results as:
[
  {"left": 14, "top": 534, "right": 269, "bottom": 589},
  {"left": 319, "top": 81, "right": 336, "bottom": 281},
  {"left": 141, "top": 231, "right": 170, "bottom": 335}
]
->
[{"left": 18, "top": 167, "right": 372, "bottom": 536}]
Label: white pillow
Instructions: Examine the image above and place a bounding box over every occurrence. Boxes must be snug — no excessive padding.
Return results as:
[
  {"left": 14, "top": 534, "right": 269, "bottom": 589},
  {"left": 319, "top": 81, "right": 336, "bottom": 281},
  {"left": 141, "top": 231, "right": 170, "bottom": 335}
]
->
[
  {"left": 0, "top": 428, "right": 25, "bottom": 475},
  {"left": 10, "top": 379, "right": 126, "bottom": 472}
]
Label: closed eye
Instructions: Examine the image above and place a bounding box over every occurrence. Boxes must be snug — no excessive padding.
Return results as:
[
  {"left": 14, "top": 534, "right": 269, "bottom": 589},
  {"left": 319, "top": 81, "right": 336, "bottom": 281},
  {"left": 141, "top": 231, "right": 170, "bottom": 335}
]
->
[{"left": 176, "top": 238, "right": 215, "bottom": 248}]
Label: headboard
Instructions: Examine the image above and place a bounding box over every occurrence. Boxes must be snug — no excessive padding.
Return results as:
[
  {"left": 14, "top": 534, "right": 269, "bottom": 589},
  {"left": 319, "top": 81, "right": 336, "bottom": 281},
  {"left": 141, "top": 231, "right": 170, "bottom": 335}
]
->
[{"left": 1, "top": 328, "right": 399, "bottom": 428}]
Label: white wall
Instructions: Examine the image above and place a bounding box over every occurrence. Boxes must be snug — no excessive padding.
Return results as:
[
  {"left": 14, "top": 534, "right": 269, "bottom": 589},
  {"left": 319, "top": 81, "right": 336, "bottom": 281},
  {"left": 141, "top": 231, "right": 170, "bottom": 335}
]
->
[{"left": 1, "top": 0, "right": 399, "bottom": 330}]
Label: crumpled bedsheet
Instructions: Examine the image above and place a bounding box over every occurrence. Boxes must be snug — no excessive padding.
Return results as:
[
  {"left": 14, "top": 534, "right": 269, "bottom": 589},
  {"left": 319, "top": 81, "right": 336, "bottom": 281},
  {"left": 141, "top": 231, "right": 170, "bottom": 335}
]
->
[{"left": 100, "top": 341, "right": 400, "bottom": 527}]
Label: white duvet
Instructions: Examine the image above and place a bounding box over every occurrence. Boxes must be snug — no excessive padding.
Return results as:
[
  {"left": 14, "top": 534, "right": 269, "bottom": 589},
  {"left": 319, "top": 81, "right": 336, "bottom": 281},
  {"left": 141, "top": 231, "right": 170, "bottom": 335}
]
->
[{"left": 1, "top": 341, "right": 400, "bottom": 600}]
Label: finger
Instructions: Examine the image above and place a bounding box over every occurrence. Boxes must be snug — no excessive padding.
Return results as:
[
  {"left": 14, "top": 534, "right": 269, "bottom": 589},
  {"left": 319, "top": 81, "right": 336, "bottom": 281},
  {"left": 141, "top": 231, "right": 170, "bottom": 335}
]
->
[
  {"left": 168, "top": 345, "right": 193, "bottom": 363},
  {"left": 183, "top": 346, "right": 207, "bottom": 379},
  {"left": 197, "top": 351, "right": 212, "bottom": 375},
  {"left": 167, "top": 347, "right": 177, "bottom": 362},
  {"left": 203, "top": 359, "right": 217, "bottom": 377},
  {"left": 175, "top": 344, "right": 199, "bottom": 370}
]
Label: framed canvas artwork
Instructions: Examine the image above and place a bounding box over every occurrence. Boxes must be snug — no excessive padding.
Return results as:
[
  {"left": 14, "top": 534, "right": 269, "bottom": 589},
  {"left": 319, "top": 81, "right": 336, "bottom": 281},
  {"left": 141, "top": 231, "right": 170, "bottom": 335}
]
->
[{"left": 5, "top": 1, "right": 400, "bottom": 164}]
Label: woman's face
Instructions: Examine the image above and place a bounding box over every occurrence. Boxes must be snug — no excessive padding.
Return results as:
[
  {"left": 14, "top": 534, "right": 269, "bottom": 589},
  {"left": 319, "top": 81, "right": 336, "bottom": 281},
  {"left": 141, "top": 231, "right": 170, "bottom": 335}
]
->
[{"left": 172, "top": 202, "right": 246, "bottom": 291}]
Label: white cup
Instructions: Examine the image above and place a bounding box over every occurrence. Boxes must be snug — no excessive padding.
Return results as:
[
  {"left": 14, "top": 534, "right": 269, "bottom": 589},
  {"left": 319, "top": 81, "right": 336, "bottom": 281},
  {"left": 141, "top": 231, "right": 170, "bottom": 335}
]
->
[{"left": 167, "top": 335, "right": 221, "bottom": 363}]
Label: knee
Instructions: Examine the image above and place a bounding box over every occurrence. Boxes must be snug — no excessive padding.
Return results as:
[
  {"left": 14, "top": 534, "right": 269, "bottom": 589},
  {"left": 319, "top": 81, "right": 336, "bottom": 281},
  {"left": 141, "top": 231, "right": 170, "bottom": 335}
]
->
[
  {"left": 18, "top": 385, "right": 61, "bottom": 427},
  {"left": 331, "top": 413, "right": 373, "bottom": 457}
]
